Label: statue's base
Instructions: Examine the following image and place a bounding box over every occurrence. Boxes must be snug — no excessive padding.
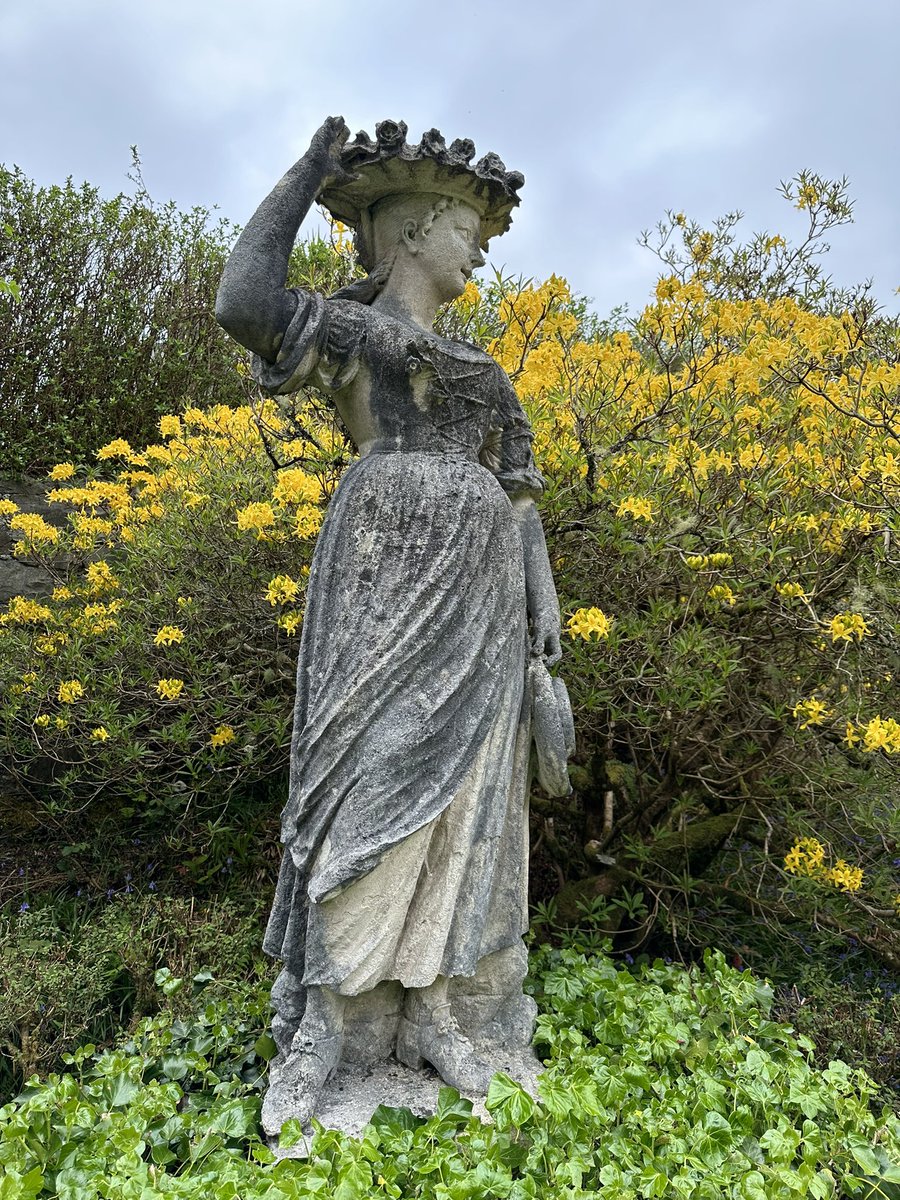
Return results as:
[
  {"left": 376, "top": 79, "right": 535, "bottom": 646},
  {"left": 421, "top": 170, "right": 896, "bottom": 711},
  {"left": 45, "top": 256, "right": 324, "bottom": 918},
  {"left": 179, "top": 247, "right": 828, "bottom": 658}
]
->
[{"left": 269, "top": 1042, "right": 543, "bottom": 1156}]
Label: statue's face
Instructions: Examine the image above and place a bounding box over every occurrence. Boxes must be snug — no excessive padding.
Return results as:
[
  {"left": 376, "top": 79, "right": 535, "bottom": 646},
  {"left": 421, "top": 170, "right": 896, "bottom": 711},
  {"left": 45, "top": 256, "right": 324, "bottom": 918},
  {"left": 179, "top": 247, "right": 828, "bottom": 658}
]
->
[{"left": 415, "top": 202, "right": 485, "bottom": 303}]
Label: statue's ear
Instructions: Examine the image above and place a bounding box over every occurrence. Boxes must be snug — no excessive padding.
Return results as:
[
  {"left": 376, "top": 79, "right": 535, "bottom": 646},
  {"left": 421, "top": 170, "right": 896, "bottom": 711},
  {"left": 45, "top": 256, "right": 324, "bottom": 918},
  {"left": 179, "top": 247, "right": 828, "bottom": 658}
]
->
[{"left": 401, "top": 218, "right": 420, "bottom": 254}]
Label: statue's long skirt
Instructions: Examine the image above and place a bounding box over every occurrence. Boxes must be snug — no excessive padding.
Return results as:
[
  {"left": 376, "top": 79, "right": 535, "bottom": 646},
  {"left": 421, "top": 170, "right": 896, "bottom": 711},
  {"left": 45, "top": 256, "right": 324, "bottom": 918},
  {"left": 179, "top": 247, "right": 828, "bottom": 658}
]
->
[{"left": 263, "top": 450, "right": 532, "bottom": 995}]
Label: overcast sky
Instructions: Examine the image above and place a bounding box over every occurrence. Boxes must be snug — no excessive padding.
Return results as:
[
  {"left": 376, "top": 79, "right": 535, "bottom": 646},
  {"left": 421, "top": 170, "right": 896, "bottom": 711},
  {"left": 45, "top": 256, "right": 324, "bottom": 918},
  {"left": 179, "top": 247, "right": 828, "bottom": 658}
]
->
[{"left": 2, "top": 0, "right": 898, "bottom": 319}]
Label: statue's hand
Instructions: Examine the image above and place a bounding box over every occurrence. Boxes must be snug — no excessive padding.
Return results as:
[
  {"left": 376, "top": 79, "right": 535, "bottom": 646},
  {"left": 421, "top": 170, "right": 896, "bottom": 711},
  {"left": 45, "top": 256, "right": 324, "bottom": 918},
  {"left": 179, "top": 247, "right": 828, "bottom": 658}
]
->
[
  {"left": 531, "top": 612, "right": 562, "bottom": 666},
  {"left": 307, "top": 115, "right": 358, "bottom": 190}
]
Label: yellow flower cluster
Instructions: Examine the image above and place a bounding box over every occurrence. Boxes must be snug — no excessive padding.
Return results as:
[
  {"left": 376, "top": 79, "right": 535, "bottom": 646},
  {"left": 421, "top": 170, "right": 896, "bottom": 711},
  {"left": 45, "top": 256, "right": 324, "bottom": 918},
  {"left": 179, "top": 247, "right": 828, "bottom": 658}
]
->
[
  {"left": 775, "top": 582, "right": 807, "bottom": 599},
  {"left": 707, "top": 584, "right": 736, "bottom": 607},
  {"left": 48, "top": 462, "right": 76, "bottom": 481},
  {"left": 845, "top": 715, "right": 900, "bottom": 754},
  {"left": 783, "top": 837, "right": 864, "bottom": 892},
  {"left": 616, "top": 496, "right": 654, "bottom": 522},
  {"left": 0, "top": 499, "right": 19, "bottom": 518},
  {"left": 153, "top": 625, "right": 185, "bottom": 647},
  {"left": 209, "top": 724, "right": 236, "bottom": 747},
  {"left": 265, "top": 574, "right": 301, "bottom": 606},
  {"left": 278, "top": 611, "right": 303, "bottom": 635},
  {"left": 273, "top": 469, "right": 321, "bottom": 506},
  {"left": 155, "top": 678, "right": 184, "bottom": 701},
  {"left": 236, "top": 502, "right": 276, "bottom": 537},
  {"left": 96, "top": 438, "right": 134, "bottom": 460},
  {"left": 90, "top": 726, "right": 110, "bottom": 742},
  {"left": 792, "top": 697, "right": 831, "bottom": 729},
  {"left": 685, "top": 553, "right": 733, "bottom": 570},
  {"left": 57, "top": 680, "right": 85, "bottom": 703},
  {"left": 784, "top": 836, "right": 826, "bottom": 874},
  {"left": 827, "top": 612, "right": 869, "bottom": 643},
  {"left": 10, "top": 512, "right": 59, "bottom": 549},
  {"left": 567, "top": 607, "right": 612, "bottom": 641},
  {"left": 86, "top": 561, "right": 120, "bottom": 595},
  {"left": 1, "top": 596, "right": 53, "bottom": 625}
]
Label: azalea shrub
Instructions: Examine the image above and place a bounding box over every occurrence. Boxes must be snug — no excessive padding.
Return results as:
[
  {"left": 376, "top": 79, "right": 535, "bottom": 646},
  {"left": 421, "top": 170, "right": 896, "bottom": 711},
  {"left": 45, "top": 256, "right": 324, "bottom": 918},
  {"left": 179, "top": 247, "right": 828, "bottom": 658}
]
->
[
  {"left": 496, "top": 174, "right": 900, "bottom": 971},
  {"left": 0, "top": 163, "right": 248, "bottom": 475},
  {"left": 1, "top": 175, "right": 898, "bottom": 968}
]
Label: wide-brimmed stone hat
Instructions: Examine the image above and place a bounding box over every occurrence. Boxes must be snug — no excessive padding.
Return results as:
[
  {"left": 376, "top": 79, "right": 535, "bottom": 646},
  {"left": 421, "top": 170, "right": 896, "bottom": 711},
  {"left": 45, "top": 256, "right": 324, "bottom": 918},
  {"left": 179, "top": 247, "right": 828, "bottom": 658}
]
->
[{"left": 319, "top": 120, "right": 524, "bottom": 271}]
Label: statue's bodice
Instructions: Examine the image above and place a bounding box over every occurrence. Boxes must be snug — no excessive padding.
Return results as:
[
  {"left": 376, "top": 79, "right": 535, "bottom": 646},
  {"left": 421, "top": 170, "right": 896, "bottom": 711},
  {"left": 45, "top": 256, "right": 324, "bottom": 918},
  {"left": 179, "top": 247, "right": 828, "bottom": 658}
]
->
[{"left": 253, "top": 292, "right": 545, "bottom": 499}]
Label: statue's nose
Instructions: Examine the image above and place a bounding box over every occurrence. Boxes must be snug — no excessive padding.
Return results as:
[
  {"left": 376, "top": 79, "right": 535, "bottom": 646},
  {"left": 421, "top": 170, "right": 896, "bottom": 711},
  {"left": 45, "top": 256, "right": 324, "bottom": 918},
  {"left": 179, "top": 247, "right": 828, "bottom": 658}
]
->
[{"left": 471, "top": 246, "right": 486, "bottom": 268}]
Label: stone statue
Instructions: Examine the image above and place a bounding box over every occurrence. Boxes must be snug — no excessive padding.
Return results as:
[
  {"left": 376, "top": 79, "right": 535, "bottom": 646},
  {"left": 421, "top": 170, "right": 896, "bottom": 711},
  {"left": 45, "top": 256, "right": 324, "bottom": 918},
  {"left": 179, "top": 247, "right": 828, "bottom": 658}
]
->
[{"left": 216, "top": 116, "right": 573, "bottom": 1135}]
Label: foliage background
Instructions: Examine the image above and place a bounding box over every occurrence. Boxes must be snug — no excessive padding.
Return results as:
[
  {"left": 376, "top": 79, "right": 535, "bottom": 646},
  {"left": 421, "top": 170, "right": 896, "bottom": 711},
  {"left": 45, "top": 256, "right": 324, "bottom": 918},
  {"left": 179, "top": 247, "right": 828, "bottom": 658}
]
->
[{"left": 0, "top": 166, "right": 898, "bottom": 1109}]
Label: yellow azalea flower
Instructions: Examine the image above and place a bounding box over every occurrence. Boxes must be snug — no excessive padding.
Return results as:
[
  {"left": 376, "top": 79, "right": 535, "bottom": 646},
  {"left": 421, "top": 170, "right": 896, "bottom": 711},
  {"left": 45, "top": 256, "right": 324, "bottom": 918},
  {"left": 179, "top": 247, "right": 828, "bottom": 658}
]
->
[
  {"left": 775, "top": 582, "right": 807, "bottom": 599},
  {"left": 293, "top": 505, "right": 324, "bottom": 539},
  {"left": 826, "top": 612, "right": 869, "bottom": 643},
  {"left": 159, "top": 414, "right": 182, "bottom": 438},
  {"left": 10, "top": 512, "right": 59, "bottom": 544},
  {"left": 48, "top": 462, "right": 76, "bottom": 481},
  {"left": 209, "top": 724, "right": 236, "bottom": 748},
  {"left": 58, "top": 680, "right": 85, "bottom": 704},
  {"left": 153, "top": 625, "right": 185, "bottom": 647},
  {"left": 458, "top": 279, "right": 481, "bottom": 307},
  {"left": 96, "top": 438, "right": 133, "bottom": 460},
  {"left": 33, "top": 714, "right": 50, "bottom": 728},
  {"left": 236, "top": 501, "right": 276, "bottom": 536},
  {"left": 0, "top": 499, "right": 19, "bottom": 518},
  {"left": 155, "top": 678, "right": 185, "bottom": 701},
  {"left": 90, "top": 726, "right": 110, "bottom": 742},
  {"left": 783, "top": 837, "right": 826, "bottom": 876},
  {"left": 616, "top": 496, "right": 654, "bottom": 522},
  {"left": 54, "top": 716, "right": 68, "bottom": 731},
  {"left": 36, "top": 633, "right": 67, "bottom": 655},
  {"left": 822, "top": 860, "right": 863, "bottom": 892},
  {"left": 566, "top": 607, "right": 612, "bottom": 642},
  {"left": 792, "top": 697, "right": 831, "bottom": 730},
  {"left": 707, "top": 584, "right": 736, "bottom": 606},
  {"left": 266, "top": 574, "right": 301, "bottom": 606},
  {"left": 1, "top": 596, "right": 54, "bottom": 625},
  {"left": 272, "top": 468, "right": 321, "bottom": 506},
  {"left": 52, "top": 586, "right": 73, "bottom": 601},
  {"left": 859, "top": 716, "right": 900, "bottom": 754},
  {"left": 85, "top": 561, "right": 120, "bottom": 595},
  {"left": 278, "top": 611, "right": 303, "bottom": 635}
]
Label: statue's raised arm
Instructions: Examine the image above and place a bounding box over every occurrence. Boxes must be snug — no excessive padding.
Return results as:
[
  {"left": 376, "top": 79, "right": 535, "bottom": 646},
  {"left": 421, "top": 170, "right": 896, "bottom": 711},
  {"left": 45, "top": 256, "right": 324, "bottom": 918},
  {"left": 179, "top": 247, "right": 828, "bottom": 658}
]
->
[{"left": 215, "top": 116, "right": 355, "bottom": 361}]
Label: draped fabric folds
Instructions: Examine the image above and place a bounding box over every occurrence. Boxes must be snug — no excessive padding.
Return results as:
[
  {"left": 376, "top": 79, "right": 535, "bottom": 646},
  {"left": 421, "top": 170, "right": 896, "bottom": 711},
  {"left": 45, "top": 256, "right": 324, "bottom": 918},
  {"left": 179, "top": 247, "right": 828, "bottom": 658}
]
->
[{"left": 256, "top": 293, "right": 541, "bottom": 994}]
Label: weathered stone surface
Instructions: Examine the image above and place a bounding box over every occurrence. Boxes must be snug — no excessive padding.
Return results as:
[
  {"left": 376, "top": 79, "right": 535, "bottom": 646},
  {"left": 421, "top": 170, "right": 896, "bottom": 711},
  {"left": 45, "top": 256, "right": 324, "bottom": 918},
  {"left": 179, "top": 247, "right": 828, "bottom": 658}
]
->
[
  {"left": 270, "top": 1037, "right": 543, "bottom": 1153},
  {"left": 216, "top": 115, "right": 573, "bottom": 1134}
]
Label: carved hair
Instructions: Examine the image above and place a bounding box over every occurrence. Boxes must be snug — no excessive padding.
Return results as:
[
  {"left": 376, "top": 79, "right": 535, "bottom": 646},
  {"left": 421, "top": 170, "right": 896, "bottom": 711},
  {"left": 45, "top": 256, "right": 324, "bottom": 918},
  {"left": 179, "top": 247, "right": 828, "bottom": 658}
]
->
[{"left": 331, "top": 193, "right": 464, "bottom": 305}]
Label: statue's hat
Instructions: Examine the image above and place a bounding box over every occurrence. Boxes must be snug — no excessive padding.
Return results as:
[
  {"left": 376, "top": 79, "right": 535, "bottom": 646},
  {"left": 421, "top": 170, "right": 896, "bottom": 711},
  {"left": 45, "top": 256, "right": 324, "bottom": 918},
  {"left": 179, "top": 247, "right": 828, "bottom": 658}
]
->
[{"left": 319, "top": 120, "right": 524, "bottom": 271}]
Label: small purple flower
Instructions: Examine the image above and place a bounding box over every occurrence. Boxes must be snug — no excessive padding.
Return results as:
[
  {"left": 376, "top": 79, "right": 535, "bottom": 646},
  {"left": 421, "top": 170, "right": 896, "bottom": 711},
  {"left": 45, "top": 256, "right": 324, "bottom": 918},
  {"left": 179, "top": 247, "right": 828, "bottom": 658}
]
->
[
  {"left": 148, "top": 881, "right": 157, "bottom": 891},
  {"left": 19, "top": 901, "right": 29, "bottom": 912}
]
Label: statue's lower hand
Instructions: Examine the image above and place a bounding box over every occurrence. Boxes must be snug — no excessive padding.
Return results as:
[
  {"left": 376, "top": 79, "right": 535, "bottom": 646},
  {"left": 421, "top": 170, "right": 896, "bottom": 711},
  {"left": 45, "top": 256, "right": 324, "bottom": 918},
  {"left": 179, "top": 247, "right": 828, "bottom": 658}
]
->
[
  {"left": 307, "top": 115, "right": 357, "bottom": 191},
  {"left": 531, "top": 615, "right": 562, "bottom": 666}
]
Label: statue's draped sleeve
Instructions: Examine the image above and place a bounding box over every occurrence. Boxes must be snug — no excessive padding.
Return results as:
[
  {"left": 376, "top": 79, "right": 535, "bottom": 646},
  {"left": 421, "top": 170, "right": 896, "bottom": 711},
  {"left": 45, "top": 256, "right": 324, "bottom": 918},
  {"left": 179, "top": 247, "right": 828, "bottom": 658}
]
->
[
  {"left": 480, "top": 368, "right": 547, "bottom": 501},
  {"left": 251, "top": 292, "right": 367, "bottom": 396}
]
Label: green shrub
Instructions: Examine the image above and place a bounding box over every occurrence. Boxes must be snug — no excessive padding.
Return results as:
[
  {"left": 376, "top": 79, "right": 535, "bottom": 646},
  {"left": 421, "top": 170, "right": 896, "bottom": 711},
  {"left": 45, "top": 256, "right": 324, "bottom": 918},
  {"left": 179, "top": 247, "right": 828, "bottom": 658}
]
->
[
  {"left": 0, "top": 949, "right": 897, "bottom": 1198},
  {"left": 0, "top": 894, "right": 262, "bottom": 1094},
  {"left": 0, "top": 160, "right": 245, "bottom": 474}
]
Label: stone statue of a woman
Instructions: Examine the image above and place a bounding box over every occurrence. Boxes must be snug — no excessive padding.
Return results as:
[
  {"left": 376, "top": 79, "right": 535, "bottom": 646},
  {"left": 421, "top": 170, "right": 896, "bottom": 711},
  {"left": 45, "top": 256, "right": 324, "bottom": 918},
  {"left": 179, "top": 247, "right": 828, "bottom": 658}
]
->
[{"left": 216, "top": 116, "right": 572, "bottom": 1133}]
